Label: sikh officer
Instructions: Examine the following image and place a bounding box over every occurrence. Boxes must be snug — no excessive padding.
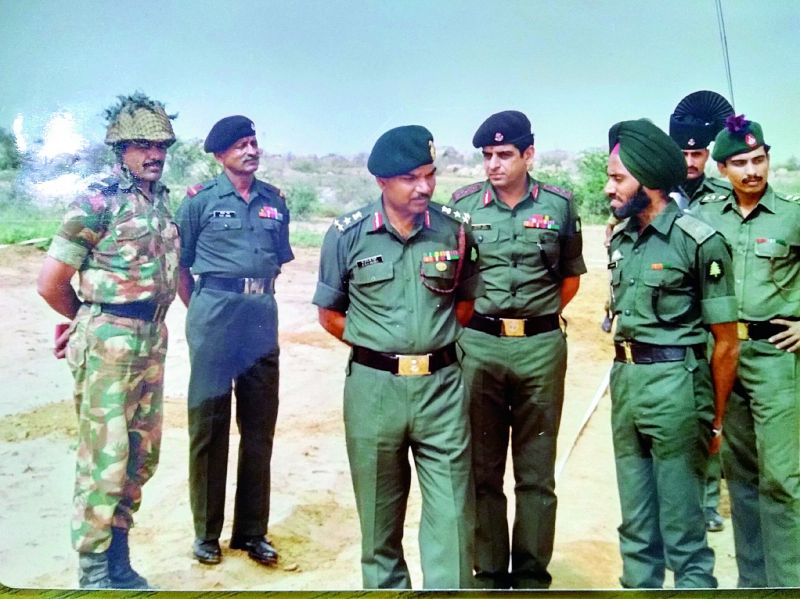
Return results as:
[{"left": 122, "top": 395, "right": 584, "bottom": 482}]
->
[
  {"left": 669, "top": 89, "right": 735, "bottom": 533},
  {"left": 313, "top": 125, "right": 483, "bottom": 589},
  {"left": 668, "top": 90, "right": 734, "bottom": 210},
  {"left": 605, "top": 119, "right": 739, "bottom": 588},
  {"left": 37, "top": 92, "right": 180, "bottom": 589},
  {"left": 449, "top": 110, "right": 585, "bottom": 589},
  {"left": 176, "top": 116, "right": 293, "bottom": 567},
  {"left": 690, "top": 115, "right": 800, "bottom": 587}
]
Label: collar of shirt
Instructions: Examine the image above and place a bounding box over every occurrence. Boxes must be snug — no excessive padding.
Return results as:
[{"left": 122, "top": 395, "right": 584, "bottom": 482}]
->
[
  {"left": 720, "top": 184, "right": 777, "bottom": 216},
  {"left": 216, "top": 171, "right": 262, "bottom": 203},
  {"left": 477, "top": 176, "right": 539, "bottom": 211},
  {"left": 622, "top": 198, "right": 680, "bottom": 241},
  {"left": 367, "top": 197, "right": 440, "bottom": 240}
]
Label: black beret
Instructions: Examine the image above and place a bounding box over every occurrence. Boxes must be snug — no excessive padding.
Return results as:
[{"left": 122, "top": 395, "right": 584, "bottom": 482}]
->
[
  {"left": 204, "top": 115, "right": 256, "bottom": 153},
  {"left": 472, "top": 110, "right": 534, "bottom": 149},
  {"left": 669, "top": 90, "right": 733, "bottom": 150},
  {"left": 609, "top": 119, "right": 687, "bottom": 190},
  {"left": 367, "top": 125, "right": 435, "bottom": 177}
]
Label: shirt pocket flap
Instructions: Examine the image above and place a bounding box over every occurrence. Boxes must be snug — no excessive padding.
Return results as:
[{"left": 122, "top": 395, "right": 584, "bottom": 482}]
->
[
  {"left": 421, "top": 260, "right": 457, "bottom": 281},
  {"left": 754, "top": 239, "right": 790, "bottom": 258},
  {"left": 642, "top": 268, "right": 683, "bottom": 288},
  {"left": 474, "top": 228, "right": 500, "bottom": 244},
  {"left": 211, "top": 217, "right": 243, "bottom": 231},
  {"left": 351, "top": 261, "right": 394, "bottom": 285}
]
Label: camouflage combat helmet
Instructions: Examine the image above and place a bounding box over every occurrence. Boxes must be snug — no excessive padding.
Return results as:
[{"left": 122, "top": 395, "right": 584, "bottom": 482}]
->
[{"left": 104, "top": 91, "right": 176, "bottom": 146}]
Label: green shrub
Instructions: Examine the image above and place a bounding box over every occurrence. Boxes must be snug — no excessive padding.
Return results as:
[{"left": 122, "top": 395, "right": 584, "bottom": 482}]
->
[{"left": 286, "top": 184, "right": 320, "bottom": 219}]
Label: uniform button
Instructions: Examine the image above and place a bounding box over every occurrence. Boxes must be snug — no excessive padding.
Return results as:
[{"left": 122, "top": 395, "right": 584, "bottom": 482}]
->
[
  {"left": 629, "top": 279, "right": 635, "bottom": 285},
  {"left": 625, "top": 309, "right": 631, "bottom": 315},
  {"left": 513, "top": 234, "right": 517, "bottom": 240},
  {"left": 409, "top": 308, "right": 414, "bottom": 313},
  {"left": 633, "top": 248, "right": 639, "bottom": 254},
  {"left": 254, "top": 248, "right": 258, "bottom": 253},
  {"left": 511, "top": 290, "right": 517, "bottom": 296},
  {"left": 250, "top": 226, "right": 255, "bottom": 231}
]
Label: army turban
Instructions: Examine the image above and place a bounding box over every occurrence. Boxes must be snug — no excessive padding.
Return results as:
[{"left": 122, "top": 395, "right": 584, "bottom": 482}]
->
[{"left": 608, "top": 119, "right": 687, "bottom": 190}]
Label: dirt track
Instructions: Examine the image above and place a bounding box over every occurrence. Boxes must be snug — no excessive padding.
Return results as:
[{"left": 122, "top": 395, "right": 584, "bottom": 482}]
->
[{"left": 0, "top": 224, "right": 739, "bottom": 590}]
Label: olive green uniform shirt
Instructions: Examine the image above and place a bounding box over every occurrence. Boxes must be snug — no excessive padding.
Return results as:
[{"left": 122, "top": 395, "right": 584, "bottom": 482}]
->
[
  {"left": 690, "top": 185, "right": 800, "bottom": 320},
  {"left": 609, "top": 201, "right": 738, "bottom": 343},
  {"left": 312, "top": 199, "right": 484, "bottom": 352},
  {"left": 449, "top": 177, "right": 586, "bottom": 316},
  {"left": 684, "top": 174, "right": 731, "bottom": 206}
]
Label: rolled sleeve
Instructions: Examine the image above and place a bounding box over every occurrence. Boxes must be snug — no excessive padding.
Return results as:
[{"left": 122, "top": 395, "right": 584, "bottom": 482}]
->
[
  {"left": 312, "top": 226, "right": 350, "bottom": 312},
  {"left": 47, "top": 235, "right": 89, "bottom": 269}
]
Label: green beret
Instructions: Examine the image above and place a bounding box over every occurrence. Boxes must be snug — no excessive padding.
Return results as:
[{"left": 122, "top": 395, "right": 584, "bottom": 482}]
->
[
  {"left": 367, "top": 125, "right": 435, "bottom": 177},
  {"left": 669, "top": 90, "right": 733, "bottom": 150},
  {"left": 204, "top": 115, "right": 256, "bottom": 153},
  {"left": 608, "top": 119, "right": 687, "bottom": 190},
  {"left": 711, "top": 115, "right": 770, "bottom": 162},
  {"left": 472, "top": 110, "right": 534, "bottom": 149}
]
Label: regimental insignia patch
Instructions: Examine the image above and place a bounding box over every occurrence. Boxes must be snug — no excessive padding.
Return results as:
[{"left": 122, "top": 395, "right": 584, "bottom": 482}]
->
[
  {"left": 745, "top": 133, "right": 757, "bottom": 147},
  {"left": 707, "top": 260, "right": 724, "bottom": 280}
]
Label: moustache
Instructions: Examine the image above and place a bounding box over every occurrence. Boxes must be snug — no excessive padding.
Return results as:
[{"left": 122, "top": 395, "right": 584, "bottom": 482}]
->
[
  {"left": 743, "top": 177, "right": 762, "bottom": 183},
  {"left": 143, "top": 160, "right": 163, "bottom": 168}
]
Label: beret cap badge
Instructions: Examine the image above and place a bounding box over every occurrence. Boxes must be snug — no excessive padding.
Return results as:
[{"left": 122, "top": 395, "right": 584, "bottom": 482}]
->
[{"left": 494, "top": 132, "right": 504, "bottom": 142}]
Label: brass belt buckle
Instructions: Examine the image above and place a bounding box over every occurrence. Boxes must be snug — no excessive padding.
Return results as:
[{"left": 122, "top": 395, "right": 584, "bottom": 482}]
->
[
  {"left": 737, "top": 321, "right": 750, "bottom": 341},
  {"left": 622, "top": 341, "right": 634, "bottom": 364},
  {"left": 500, "top": 318, "right": 526, "bottom": 337},
  {"left": 396, "top": 354, "right": 430, "bottom": 376}
]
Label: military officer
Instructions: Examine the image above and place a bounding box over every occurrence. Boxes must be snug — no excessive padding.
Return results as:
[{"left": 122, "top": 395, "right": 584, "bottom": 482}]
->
[
  {"left": 690, "top": 116, "right": 800, "bottom": 587},
  {"left": 37, "top": 92, "right": 180, "bottom": 589},
  {"left": 175, "top": 116, "right": 293, "bottom": 567},
  {"left": 313, "top": 125, "right": 483, "bottom": 589},
  {"left": 669, "top": 90, "right": 735, "bottom": 533},
  {"left": 449, "top": 110, "right": 586, "bottom": 589},
  {"left": 668, "top": 90, "right": 735, "bottom": 209},
  {"left": 605, "top": 119, "right": 739, "bottom": 588}
]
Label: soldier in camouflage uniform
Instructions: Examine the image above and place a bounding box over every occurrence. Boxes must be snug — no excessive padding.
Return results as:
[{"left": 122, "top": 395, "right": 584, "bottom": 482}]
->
[{"left": 37, "top": 92, "right": 179, "bottom": 589}]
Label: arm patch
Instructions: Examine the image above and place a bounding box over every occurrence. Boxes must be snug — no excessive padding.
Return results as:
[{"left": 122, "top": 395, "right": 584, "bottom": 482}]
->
[
  {"left": 451, "top": 182, "right": 483, "bottom": 203},
  {"left": 675, "top": 214, "right": 716, "bottom": 245}
]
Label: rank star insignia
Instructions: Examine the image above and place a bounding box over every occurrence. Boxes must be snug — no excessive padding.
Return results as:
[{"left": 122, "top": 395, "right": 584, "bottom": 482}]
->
[
  {"left": 453, "top": 210, "right": 461, "bottom": 219},
  {"left": 334, "top": 220, "right": 344, "bottom": 231},
  {"left": 429, "top": 140, "right": 436, "bottom": 161},
  {"left": 352, "top": 211, "right": 362, "bottom": 220},
  {"left": 708, "top": 260, "right": 723, "bottom": 280},
  {"left": 745, "top": 133, "right": 757, "bottom": 147},
  {"left": 343, "top": 216, "right": 352, "bottom": 225},
  {"left": 441, "top": 205, "right": 452, "bottom": 214}
]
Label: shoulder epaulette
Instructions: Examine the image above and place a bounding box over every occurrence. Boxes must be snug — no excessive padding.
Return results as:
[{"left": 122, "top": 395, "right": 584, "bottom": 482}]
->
[
  {"left": 262, "top": 181, "right": 285, "bottom": 199},
  {"left": 705, "top": 176, "right": 731, "bottom": 192},
  {"left": 778, "top": 192, "right": 800, "bottom": 204},
  {"left": 331, "top": 207, "right": 371, "bottom": 233},
  {"left": 451, "top": 181, "right": 483, "bottom": 203},
  {"left": 676, "top": 214, "right": 716, "bottom": 245},
  {"left": 185, "top": 181, "right": 212, "bottom": 198},
  {"left": 611, "top": 218, "right": 629, "bottom": 238},
  {"left": 699, "top": 191, "right": 728, "bottom": 204},
  {"left": 436, "top": 202, "right": 471, "bottom": 224},
  {"left": 541, "top": 183, "right": 573, "bottom": 200}
]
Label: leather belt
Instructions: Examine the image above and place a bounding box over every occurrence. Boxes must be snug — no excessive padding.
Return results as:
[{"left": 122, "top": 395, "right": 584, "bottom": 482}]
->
[
  {"left": 351, "top": 343, "right": 457, "bottom": 376},
  {"left": 200, "top": 275, "right": 275, "bottom": 294},
  {"left": 737, "top": 319, "right": 795, "bottom": 341},
  {"left": 614, "top": 341, "right": 706, "bottom": 364},
  {"left": 97, "top": 301, "right": 169, "bottom": 323},
  {"left": 467, "top": 312, "right": 560, "bottom": 337}
]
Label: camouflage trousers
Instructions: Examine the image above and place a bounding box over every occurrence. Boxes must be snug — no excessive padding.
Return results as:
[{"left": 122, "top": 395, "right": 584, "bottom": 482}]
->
[{"left": 66, "top": 303, "right": 167, "bottom": 553}]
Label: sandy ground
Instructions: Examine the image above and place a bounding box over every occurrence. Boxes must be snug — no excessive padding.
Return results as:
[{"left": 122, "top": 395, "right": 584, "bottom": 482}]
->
[{"left": 0, "top": 224, "right": 740, "bottom": 591}]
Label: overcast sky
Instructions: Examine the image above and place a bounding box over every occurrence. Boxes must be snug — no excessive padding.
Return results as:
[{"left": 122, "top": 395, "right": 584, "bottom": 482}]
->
[{"left": 2, "top": 0, "right": 798, "bottom": 161}]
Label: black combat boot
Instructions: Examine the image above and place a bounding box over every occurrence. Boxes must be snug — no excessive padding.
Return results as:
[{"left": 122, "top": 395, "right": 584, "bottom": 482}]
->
[
  {"left": 107, "top": 527, "right": 151, "bottom": 589},
  {"left": 78, "top": 551, "right": 113, "bottom": 589}
]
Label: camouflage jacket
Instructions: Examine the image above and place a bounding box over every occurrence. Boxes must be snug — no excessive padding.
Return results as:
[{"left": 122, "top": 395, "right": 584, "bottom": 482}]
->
[{"left": 47, "top": 167, "right": 180, "bottom": 305}]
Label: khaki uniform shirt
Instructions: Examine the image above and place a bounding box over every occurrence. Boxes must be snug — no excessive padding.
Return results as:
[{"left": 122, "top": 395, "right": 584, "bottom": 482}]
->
[
  {"left": 47, "top": 167, "right": 179, "bottom": 305},
  {"left": 449, "top": 177, "right": 586, "bottom": 316},
  {"left": 312, "top": 199, "right": 484, "bottom": 353},
  {"left": 690, "top": 185, "right": 800, "bottom": 321},
  {"left": 609, "top": 201, "right": 738, "bottom": 345}
]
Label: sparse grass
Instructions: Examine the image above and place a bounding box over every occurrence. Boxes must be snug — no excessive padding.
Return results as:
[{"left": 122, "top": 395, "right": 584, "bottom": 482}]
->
[
  {"left": 0, "top": 203, "right": 61, "bottom": 245},
  {"left": 290, "top": 228, "right": 325, "bottom": 247}
]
